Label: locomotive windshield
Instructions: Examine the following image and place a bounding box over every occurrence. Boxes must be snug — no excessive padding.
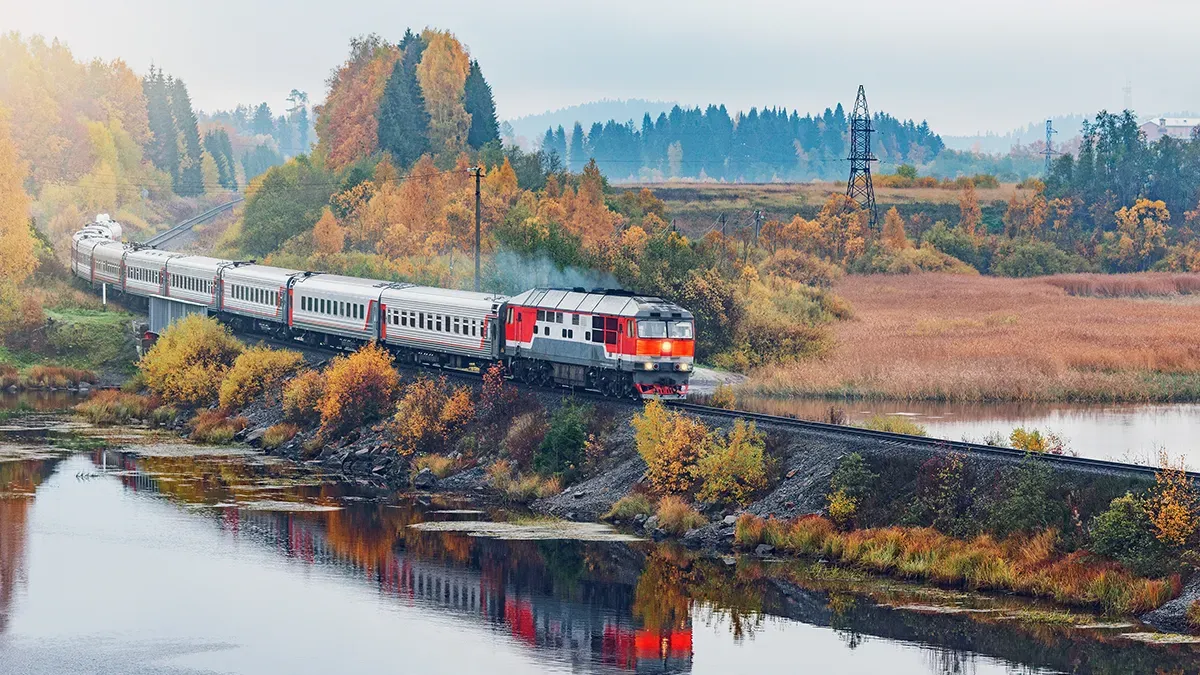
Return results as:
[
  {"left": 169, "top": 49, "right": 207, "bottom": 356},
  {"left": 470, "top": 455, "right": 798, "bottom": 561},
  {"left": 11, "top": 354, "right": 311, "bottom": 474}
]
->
[
  {"left": 637, "top": 321, "right": 667, "bottom": 338},
  {"left": 669, "top": 321, "right": 693, "bottom": 339}
]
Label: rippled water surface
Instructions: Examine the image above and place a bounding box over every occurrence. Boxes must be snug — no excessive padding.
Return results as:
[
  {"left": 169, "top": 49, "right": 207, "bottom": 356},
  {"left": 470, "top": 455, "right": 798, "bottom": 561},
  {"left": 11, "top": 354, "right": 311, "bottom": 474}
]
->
[{"left": 0, "top": 411, "right": 1197, "bottom": 673}]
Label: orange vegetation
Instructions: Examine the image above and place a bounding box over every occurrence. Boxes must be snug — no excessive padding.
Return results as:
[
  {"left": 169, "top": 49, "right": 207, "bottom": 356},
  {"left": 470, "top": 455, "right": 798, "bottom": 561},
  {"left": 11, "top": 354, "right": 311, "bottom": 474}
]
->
[
  {"left": 735, "top": 514, "right": 1179, "bottom": 615},
  {"left": 748, "top": 273, "right": 1200, "bottom": 402}
]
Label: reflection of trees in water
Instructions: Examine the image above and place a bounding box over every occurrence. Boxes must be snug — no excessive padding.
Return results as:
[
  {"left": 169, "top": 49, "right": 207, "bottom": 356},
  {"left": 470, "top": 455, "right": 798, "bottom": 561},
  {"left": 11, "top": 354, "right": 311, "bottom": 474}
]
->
[
  {"left": 0, "top": 459, "right": 60, "bottom": 636},
  {"left": 923, "top": 648, "right": 982, "bottom": 675}
]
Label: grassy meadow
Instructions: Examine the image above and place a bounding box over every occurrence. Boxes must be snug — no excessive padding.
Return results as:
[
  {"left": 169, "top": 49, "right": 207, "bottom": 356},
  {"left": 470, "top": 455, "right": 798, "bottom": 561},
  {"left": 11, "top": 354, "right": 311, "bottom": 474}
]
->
[{"left": 745, "top": 272, "right": 1200, "bottom": 402}]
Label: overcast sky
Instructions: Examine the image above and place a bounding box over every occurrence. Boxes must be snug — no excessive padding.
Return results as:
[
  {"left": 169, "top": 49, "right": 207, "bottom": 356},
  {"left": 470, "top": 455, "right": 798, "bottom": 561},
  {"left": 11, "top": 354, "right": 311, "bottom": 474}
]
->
[{"left": 5, "top": 0, "right": 1197, "bottom": 136}]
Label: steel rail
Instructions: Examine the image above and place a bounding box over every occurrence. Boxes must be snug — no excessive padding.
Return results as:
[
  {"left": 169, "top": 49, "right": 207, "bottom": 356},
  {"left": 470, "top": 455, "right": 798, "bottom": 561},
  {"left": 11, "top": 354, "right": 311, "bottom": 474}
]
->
[{"left": 143, "top": 197, "right": 244, "bottom": 248}]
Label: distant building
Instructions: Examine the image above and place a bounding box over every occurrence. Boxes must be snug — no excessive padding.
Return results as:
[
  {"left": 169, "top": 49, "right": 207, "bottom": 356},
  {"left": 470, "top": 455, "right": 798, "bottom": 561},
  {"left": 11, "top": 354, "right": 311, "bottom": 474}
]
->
[{"left": 1140, "top": 117, "right": 1200, "bottom": 142}]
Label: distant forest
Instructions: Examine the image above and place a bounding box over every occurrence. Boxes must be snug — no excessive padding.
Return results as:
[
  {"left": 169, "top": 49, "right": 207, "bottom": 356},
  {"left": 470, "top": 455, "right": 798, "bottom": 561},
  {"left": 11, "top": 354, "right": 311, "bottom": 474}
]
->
[
  {"left": 537, "top": 104, "right": 945, "bottom": 182},
  {"left": 201, "top": 92, "right": 315, "bottom": 182}
]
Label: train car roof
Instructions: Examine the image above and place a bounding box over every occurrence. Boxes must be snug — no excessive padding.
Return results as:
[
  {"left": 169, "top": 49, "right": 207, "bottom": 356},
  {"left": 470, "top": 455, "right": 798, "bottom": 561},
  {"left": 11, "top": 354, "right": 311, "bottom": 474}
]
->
[
  {"left": 381, "top": 285, "right": 507, "bottom": 312},
  {"left": 125, "top": 248, "right": 183, "bottom": 264},
  {"left": 293, "top": 273, "right": 396, "bottom": 292},
  {"left": 166, "top": 255, "right": 234, "bottom": 272},
  {"left": 507, "top": 288, "right": 693, "bottom": 320},
  {"left": 222, "top": 263, "right": 303, "bottom": 283}
]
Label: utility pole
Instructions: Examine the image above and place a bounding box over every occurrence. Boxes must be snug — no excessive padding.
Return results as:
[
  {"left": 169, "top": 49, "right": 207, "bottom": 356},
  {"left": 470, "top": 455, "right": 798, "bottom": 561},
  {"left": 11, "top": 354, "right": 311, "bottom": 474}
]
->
[
  {"left": 472, "top": 166, "right": 482, "bottom": 292},
  {"left": 753, "top": 209, "right": 763, "bottom": 247}
]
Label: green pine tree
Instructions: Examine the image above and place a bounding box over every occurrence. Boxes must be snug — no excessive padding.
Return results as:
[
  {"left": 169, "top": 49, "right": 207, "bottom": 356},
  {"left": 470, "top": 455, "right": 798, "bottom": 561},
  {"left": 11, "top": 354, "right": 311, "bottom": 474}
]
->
[
  {"left": 142, "top": 67, "right": 180, "bottom": 186},
  {"left": 168, "top": 77, "right": 205, "bottom": 196},
  {"left": 464, "top": 59, "right": 499, "bottom": 149},
  {"left": 377, "top": 28, "right": 430, "bottom": 167},
  {"left": 568, "top": 121, "right": 586, "bottom": 172}
]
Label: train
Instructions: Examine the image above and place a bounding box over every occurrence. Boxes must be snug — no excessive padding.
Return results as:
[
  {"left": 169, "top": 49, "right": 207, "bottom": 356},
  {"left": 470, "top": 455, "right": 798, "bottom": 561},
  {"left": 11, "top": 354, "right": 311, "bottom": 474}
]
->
[{"left": 71, "top": 216, "right": 694, "bottom": 399}]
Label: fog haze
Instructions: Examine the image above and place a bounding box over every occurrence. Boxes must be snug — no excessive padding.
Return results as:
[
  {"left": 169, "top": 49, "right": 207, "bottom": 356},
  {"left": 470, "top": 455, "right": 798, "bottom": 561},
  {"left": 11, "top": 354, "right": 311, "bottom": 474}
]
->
[{"left": 5, "top": 0, "right": 1195, "bottom": 135}]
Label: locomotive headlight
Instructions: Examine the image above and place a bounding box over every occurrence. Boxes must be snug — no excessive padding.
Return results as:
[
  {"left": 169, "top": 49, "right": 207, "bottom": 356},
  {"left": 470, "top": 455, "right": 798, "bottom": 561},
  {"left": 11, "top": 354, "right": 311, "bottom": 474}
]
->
[
  {"left": 677, "top": 363, "right": 692, "bottom": 372},
  {"left": 660, "top": 340, "right": 672, "bottom": 355},
  {"left": 643, "top": 362, "right": 655, "bottom": 370}
]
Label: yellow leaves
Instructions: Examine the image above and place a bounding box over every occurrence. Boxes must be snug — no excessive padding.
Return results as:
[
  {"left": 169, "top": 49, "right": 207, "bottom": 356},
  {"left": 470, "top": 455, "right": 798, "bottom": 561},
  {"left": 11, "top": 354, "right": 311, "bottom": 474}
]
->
[
  {"left": 315, "top": 36, "right": 399, "bottom": 171},
  {"left": 483, "top": 157, "right": 518, "bottom": 201},
  {"left": 312, "top": 207, "right": 347, "bottom": 256},
  {"left": 959, "top": 181, "right": 982, "bottom": 237},
  {"left": 417, "top": 29, "right": 471, "bottom": 156},
  {"left": 217, "top": 346, "right": 304, "bottom": 411},
  {"left": 1003, "top": 191, "right": 1049, "bottom": 239},
  {"left": 138, "top": 315, "right": 245, "bottom": 408},
  {"left": 632, "top": 400, "right": 709, "bottom": 495},
  {"left": 1145, "top": 451, "right": 1198, "bottom": 547},
  {"left": 317, "top": 342, "right": 399, "bottom": 438},
  {"left": 695, "top": 420, "right": 767, "bottom": 507},
  {"left": 391, "top": 375, "right": 474, "bottom": 455},
  {"left": 282, "top": 370, "right": 325, "bottom": 425},
  {"left": 0, "top": 106, "right": 36, "bottom": 288},
  {"left": 882, "top": 206, "right": 910, "bottom": 251},
  {"left": 826, "top": 488, "right": 857, "bottom": 528}
]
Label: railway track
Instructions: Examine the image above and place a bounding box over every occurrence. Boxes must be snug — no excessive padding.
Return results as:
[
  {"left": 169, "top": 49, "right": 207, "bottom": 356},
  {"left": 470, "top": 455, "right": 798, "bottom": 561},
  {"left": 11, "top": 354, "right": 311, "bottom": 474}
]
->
[
  {"left": 241, "top": 327, "right": 1186, "bottom": 481},
  {"left": 666, "top": 401, "right": 1193, "bottom": 480},
  {"left": 143, "top": 197, "right": 244, "bottom": 248}
]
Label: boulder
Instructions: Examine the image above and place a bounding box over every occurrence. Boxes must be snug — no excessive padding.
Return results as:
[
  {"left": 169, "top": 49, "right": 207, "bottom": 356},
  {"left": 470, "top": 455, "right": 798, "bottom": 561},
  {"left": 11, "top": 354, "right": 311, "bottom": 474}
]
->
[
  {"left": 754, "top": 544, "right": 775, "bottom": 556},
  {"left": 723, "top": 514, "right": 739, "bottom": 526},
  {"left": 682, "top": 528, "right": 704, "bottom": 549},
  {"left": 244, "top": 428, "right": 267, "bottom": 446},
  {"left": 643, "top": 515, "right": 659, "bottom": 531},
  {"left": 412, "top": 467, "right": 438, "bottom": 490}
]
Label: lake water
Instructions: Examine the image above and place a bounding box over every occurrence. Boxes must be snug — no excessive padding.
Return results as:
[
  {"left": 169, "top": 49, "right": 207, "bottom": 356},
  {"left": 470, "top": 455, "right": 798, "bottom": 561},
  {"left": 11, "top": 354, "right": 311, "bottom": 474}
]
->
[
  {"left": 735, "top": 396, "right": 1200, "bottom": 470},
  {"left": 0, "top": 413, "right": 1196, "bottom": 674}
]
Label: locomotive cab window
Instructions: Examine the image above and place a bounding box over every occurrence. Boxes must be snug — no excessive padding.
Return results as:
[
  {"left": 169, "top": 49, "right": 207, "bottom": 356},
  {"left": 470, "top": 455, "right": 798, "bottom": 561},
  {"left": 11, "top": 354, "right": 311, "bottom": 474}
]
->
[{"left": 637, "top": 321, "right": 668, "bottom": 338}]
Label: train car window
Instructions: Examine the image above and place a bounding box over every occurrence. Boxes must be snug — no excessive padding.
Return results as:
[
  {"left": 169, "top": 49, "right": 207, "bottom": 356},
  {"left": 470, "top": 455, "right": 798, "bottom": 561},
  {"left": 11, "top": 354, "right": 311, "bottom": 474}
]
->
[
  {"left": 507, "top": 308, "right": 513, "bottom": 322},
  {"left": 537, "top": 310, "right": 545, "bottom": 321},
  {"left": 605, "top": 330, "right": 617, "bottom": 345},
  {"left": 627, "top": 321, "right": 635, "bottom": 338},
  {"left": 543, "top": 326, "right": 550, "bottom": 336},
  {"left": 585, "top": 331, "right": 591, "bottom": 341},
  {"left": 561, "top": 328, "right": 567, "bottom": 338},
  {"left": 572, "top": 314, "right": 579, "bottom": 325},
  {"left": 592, "top": 316, "right": 604, "bottom": 331},
  {"left": 568, "top": 329, "right": 574, "bottom": 339}
]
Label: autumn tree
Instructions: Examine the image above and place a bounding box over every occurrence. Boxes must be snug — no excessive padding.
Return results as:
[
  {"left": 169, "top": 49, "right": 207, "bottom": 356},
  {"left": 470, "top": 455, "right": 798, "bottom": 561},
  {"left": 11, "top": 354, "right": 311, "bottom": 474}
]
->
[
  {"left": 881, "top": 206, "right": 910, "bottom": 250},
  {"left": 1145, "top": 452, "right": 1199, "bottom": 547},
  {"left": 312, "top": 207, "right": 346, "bottom": 256},
  {"left": 1003, "top": 190, "right": 1048, "bottom": 239},
  {"left": 1100, "top": 198, "right": 1170, "bottom": 272},
  {"left": 958, "top": 181, "right": 982, "bottom": 237},
  {"left": 416, "top": 29, "right": 471, "bottom": 157},
  {"left": 463, "top": 59, "right": 498, "bottom": 149},
  {"left": 377, "top": 29, "right": 430, "bottom": 167},
  {"left": 239, "top": 156, "right": 336, "bottom": 256},
  {"left": 0, "top": 107, "right": 37, "bottom": 333},
  {"left": 314, "top": 35, "right": 399, "bottom": 171},
  {"left": 813, "top": 194, "right": 867, "bottom": 264}
]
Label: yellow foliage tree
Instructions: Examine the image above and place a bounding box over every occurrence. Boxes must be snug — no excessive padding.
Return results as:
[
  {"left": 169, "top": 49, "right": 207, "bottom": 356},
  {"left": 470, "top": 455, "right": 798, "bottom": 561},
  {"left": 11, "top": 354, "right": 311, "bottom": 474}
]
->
[
  {"left": 417, "top": 29, "right": 471, "bottom": 157},
  {"left": 0, "top": 106, "right": 36, "bottom": 288},
  {"left": 1105, "top": 198, "right": 1171, "bottom": 272},
  {"left": 959, "top": 181, "right": 982, "bottom": 237},
  {"left": 283, "top": 370, "right": 325, "bottom": 426},
  {"left": 813, "top": 194, "right": 867, "bottom": 264},
  {"left": 1145, "top": 451, "right": 1198, "bottom": 547},
  {"left": 313, "top": 36, "right": 399, "bottom": 171},
  {"left": 391, "top": 375, "right": 475, "bottom": 455},
  {"left": 218, "top": 346, "right": 305, "bottom": 411},
  {"left": 881, "top": 206, "right": 910, "bottom": 250},
  {"left": 695, "top": 420, "right": 768, "bottom": 507},
  {"left": 312, "top": 207, "right": 347, "bottom": 256},
  {"left": 1003, "top": 190, "right": 1048, "bottom": 239},
  {"left": 632, "top": 400, "right": 710, "bottom": 494},
  {"left": 317, "top": 342, "right": 400, "bottom": 438},
  {"left": 138, "top": 315, "right": 245, "bottom": 408}
]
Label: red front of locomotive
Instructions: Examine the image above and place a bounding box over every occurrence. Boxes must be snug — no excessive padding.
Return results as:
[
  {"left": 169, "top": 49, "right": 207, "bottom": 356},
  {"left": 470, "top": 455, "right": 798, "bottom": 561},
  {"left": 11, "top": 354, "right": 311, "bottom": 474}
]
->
[{"left": 502, "top": 288, "right": 694, "bottom": 399}]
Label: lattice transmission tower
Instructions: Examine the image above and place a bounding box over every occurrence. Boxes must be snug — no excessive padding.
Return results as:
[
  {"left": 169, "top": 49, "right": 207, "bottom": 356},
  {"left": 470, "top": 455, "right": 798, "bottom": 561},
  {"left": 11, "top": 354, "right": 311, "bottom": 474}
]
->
[
  {"left": 1042, "top": 119, "right": 1058, "bottom": 175},
  {"left": 846, "top": 85, "right": 878, "bottom": 228}
]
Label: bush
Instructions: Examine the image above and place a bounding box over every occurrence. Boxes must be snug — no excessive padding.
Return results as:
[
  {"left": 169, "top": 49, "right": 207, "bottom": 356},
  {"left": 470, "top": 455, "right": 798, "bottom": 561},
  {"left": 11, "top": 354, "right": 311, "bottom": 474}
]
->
[
  {"left": 149, "top": 405, "right": 178, "bottom": 425},
  {"left": 121, "top": 371, "right": 147, "bottom": 394},
  {"left": 534, "top": 402, "right": 589, "bottom": 479},
  {"left": 317, "top": 342, "right": 399, "bottom": 438},
  {"left": 761, "top": 249, "right": 841, "bottom": 288},
  {"left": 696, "top": 420, "right": 768, "bottom": 507},
  {"left": 830, "top": 452, "right": 878, "bottom": 507},
  {"left": 1089, "top": 493, "right": 1171, "bottom": 578},
  {"left": 282, "top": 370, "right": 324, "bottom": 425},
  {"left": 992, "top": 240, "right": 1091, "bottom": 278},
  {"left": 74, "top": 391, "right": 155, "bottom": 424},
  {"left": 632, "top": 400, "right": 710, "bottom": 494},
  {"left": 478, "top": 362, "right": 517, "bottom": 425},
  {"left": 988, "top": 458, "right": 1071, "bottom": 538},
  {"left": 391, "top": 375, "right": 474, "bottom": 455},
  {"left": 503, "top": 410, "right": 548, "bottom": 468},
  {"left": 827, "top": 489, "right": 857, "bottom": 528},
  {"left": 707, "top": 385, "right": 736, "bottom": 410},
  {"left": 1009, "top": 427, "right": 1069, "bottom": 455},
  {"left": 188, "top": 410, "right": 247, "bottom": 444},
  {"left": 413, "top": 453, "right": 456, "bottom": 479},
  {"left": 909, "top": 453, "right": 976, "bottom": 536},
  {"left": 486, "top": 459, "right": 562, "bottom": 503},
  {"left": 859, "top": 415, "right": 926, "bottom": 436},
  {"left": 139, "top": 315, "right": 244, "bottom": 408},
  {"left": 23, "top": 365, "right": 98, "bottom": 388},
  {"left": 1188, "top": 600, "right": 1200, "bottom": 633},
  {"left": 218, "top": 346, "right": 304, "bottom": 411},
  {"left": 656, "top": 496, "right": 706, "bottom": 535},
  {"left": 603, "top": 493, "right": 656, "bottom": 521},
  {"left": 1145, "top": 452, "right": 1199, "bottom": 547},
  {"left": 261, "top": 423, "right": 300, "bottom": 450}
]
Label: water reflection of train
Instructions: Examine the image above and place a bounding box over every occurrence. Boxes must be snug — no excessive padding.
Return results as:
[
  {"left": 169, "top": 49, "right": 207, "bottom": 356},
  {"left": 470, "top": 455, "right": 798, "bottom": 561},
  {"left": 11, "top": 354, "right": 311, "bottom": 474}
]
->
[{"left": 105, "top": 454, "right": 692, "bottom": 674}]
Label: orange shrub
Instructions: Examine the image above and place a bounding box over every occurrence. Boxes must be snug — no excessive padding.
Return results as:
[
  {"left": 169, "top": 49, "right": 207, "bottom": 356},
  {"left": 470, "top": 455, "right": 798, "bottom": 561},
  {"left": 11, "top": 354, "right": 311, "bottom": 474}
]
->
[
  {"left": 261, "top": 423, "right": 300, "bottom": 450},
  {"left": 503, "top": 410, "right": 547, "bottom": 468},
  {"left": 283, "top": 370, "right": 325, "bottom": 425},
  {"left": 632, "top": 400, "right": 710, "bottom": 494},
  {"left": 74, "top": 390, "right": 155, "bottom": 424},
  {"left": 23, "top": 365, "right": 98, "bottom": 388},
  {"left": 218, "top": 346, "right": 304, "bottom": 411},
  {"left": 655, "top": 496, "right": 706, "bottom": 535},
  {"left": 391, "top": 375, "right": 474, "bottom": 455},
  {"left": 695, "top": 420, "right": 767, "bottom": 507},
  {"left": 317, "top": 342, "right": 399, "bottom": 438},
  {"left": 139, "top": 315, "right": 244, "bottom": 407},
  {"left": 1145, "top": 452, "right": 1199, "bottom": 547},
  {"left": 188, "top": 410, "right": 248, "bottom": 444}
]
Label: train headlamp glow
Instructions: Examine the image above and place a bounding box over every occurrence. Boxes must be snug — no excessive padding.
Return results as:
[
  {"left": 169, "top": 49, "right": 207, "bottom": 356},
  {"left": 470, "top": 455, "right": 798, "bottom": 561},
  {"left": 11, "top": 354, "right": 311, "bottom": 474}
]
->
[
  {"left": 643, "top": 362, "right": 655, "bottom": 370},
  {"left": 660, "top": 340, "right": 672, "bottom": 355},
  {"left": 677, "top": 363, "right": 692, "bottom": 372}
]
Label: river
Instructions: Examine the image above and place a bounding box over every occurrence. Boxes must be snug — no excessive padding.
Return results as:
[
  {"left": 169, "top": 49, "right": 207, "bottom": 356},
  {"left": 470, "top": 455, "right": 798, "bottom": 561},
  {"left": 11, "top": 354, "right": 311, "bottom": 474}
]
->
[
  {"left": 735, "top": 396, "right": 1200, "bottom": 470},
  {"left": 0, "top": 404, "right": 1198, "bottom": 674}
]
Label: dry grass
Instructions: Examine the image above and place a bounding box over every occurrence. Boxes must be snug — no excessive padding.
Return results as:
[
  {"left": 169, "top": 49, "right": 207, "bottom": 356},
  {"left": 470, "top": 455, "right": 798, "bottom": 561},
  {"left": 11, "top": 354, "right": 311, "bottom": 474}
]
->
[
  {"left": 413, "top": 453, "right": 457, "bottom": 479},
  {"left": 10, "top": 365, "right": 98, "bottom": 389},
  {"left": 187, "top": 410, "right": 248, "bottom": 444},
  {"left": 620, "top": 181, "right": 1020, "bottom": 210},
  {"left": 74, "top": 391, "right": 156, "bottom": 424},
  {"left": 486, "top": 460, "right": 562, "bottom": 504},
  {"left": 748, "top": 273, "right": 1200, "bottom": 402},
  {"left": 1045, "top": 273, "right": 1200, "bottom": 298},
  {"left": 735, "top": 514, "right": 1179, "bottom": 615},
  {"left": 656, "top": 495, "right": 707, "bottom": 535},
  {"left": 260, "top": 423, "right": 300, "bottom": 450},
  {"left": 859, "top": 415, "right": 927, "bottom": 436},
  {"left": 602, "top": 493, "right": 656, "bottom": 521}
]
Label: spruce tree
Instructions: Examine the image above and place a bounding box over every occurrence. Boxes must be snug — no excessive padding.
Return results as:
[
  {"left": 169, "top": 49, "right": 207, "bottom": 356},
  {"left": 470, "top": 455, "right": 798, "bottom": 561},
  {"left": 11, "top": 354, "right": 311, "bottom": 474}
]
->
[
  {"left": 168, "top": 77, "right": 205, "bottom": 196},
  {"left": 569, "top": 122, "right": 586, "bottom": 172},
  {"left": 463, "top": 60, "right": 499, "bottom": 149},
  {"left": 541, "top": 128, "right": 556, "bottom": 157},
  {"left": 377, "top": 28, "right": 430, "bottom": 167},
  {"left": 553, "top": 125, "right": 567, "bottom": 160},
  {"left": 252, "top": 103, "right": 274, "bottom": 136},
  {"left": 143, "top": 67, "right": 180, "bottom": 186}
]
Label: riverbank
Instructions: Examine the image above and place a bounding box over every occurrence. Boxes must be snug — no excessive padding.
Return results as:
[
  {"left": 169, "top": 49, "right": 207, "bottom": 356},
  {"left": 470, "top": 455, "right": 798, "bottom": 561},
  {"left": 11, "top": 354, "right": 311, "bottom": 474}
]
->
[{"left": 744, "top": 273, "right": 1200, "bottom": 403}]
